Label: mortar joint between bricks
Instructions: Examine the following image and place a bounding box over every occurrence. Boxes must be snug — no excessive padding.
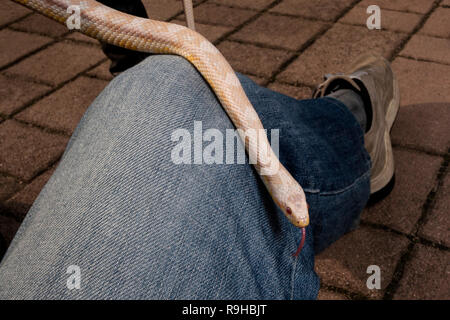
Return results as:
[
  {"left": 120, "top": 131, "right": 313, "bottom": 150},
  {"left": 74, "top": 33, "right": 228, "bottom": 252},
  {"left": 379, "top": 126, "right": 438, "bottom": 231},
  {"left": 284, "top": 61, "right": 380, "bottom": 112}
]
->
[
  {"left": 388, "top": 0, "right": 445, "bottom": 61},
  {"left": 264, "top": 0, "right": 364, "bottom": 87},
  {"left": 382, "top": 147, "right": 450, "bottom": 299}
]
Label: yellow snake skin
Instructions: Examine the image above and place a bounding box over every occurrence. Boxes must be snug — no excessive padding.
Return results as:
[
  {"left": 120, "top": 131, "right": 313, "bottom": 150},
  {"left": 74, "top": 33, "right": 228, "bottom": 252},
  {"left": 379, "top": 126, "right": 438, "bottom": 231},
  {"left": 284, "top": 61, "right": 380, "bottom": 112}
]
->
[{"left": 12, "top": 0, "right": 310, "bottom": 228}]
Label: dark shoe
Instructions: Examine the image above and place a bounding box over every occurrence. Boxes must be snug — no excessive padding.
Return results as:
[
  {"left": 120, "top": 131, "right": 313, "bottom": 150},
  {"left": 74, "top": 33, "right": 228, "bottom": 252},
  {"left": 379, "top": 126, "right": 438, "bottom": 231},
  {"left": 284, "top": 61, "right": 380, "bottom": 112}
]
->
[{"left": 96, "top": 0, "right": 151, "bottom": 76}]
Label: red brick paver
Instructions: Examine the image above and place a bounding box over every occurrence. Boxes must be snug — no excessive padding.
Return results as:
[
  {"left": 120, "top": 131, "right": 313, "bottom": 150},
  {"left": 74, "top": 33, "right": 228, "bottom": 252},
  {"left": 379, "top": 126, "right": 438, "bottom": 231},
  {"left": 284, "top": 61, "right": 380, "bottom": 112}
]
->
[
  {"left": 391, "top": 57, "right": 450, "bottom": 106},
  {"left": 64, "top": 31, "right": 100, "bottom": 45},
  {"left": 0, "top": 74, "right": 51, "bottom": 116},
  {"left": 178, "top": 3, "right": 256, "bottom": 27},
  {"left": 419, "top": 173, "right": 450, "bottom": 247},
  {"left": 231, "top": 14, "right": 328, "bottom": 51},
  {"left": 362, "top": 149, "right": 442, "bottom": 234},
  {"left": 142, "top": 0, "right": 184, "bottom": 21},
  {"left": 339, "top": 6, "right": 422, "bottom": 33},
  {"left": 317, "top": 289, "right": 349, "bottom": 300},
  {"left": 393, "top": 245, "right": 450, "bottom": 300},
  {"left": 4, "top": 41, "right": 104, "bottom": 86},
  {"left": 269, "top": 0, "right": 355, "bottom": 22},
  {"left": 15, "top": 77, "right": 109, "bottom": 135},
  {"left": 277, "top": 23, "right": 406, "bottom": 86},
  {"left": 391, "top": 102, "right": 450, "bottom": 154},
  {"left": 1, "top": 0, "right": 449, "bottom": 300},
  {"left": 9, "top": 13, "right": 69, "bottom": 38},
  {"left": 315, "top": 226, "right": 410, "bottom": 299},
  {"left": 171, "top": 19, "right": 232, "bottom": 43},
  {"left": 400, "top": 35, "right": 450, "bottom": 65},
  {"left": 0, "top": 174, "right": 22, "bottom": 202},
  {"left": 358, "top": 0, "right": 435, "bottom": 14},
  {"left": 86, "top": 61, "right": 114, "bottom": 81},
  {"left": 217, "top": 40, "right": 292, "bottom": 78},
  {"left": 211, "top": 0, "right": 273, "bottom": 10},
  {"left": 0, "top": 1, "right": 31, "bottom": 28},
  {"left": 0, "top": 120, "right": 68, "bottom": 181},
  {"left": 419, "top": 7, "right": 450, "bottom": 39},
  {"left": 0, "top": 29, "right": 52, "bottom": 69}
]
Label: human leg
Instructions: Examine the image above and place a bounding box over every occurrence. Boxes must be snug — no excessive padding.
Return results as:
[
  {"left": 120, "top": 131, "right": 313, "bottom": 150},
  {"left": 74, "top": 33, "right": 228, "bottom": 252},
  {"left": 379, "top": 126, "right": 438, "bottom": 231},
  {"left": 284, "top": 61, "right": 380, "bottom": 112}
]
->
[{"left": 0, "top": 55, "right": 370, "bottom": 299}]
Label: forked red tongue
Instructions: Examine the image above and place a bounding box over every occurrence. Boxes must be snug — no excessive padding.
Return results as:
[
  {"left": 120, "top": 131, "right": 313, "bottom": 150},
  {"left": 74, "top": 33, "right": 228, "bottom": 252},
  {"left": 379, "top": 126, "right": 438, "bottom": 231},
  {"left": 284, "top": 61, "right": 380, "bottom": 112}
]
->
[{"left": 292, "top": 227, "right": 306, "bottom": 257}]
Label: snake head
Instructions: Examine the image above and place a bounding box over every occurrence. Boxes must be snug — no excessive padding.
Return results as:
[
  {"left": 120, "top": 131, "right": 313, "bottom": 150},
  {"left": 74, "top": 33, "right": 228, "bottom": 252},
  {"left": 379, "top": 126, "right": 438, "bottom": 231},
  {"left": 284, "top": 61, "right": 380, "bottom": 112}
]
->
[{"left": 283, "top": 191, "right": 309, "bottom": 228}]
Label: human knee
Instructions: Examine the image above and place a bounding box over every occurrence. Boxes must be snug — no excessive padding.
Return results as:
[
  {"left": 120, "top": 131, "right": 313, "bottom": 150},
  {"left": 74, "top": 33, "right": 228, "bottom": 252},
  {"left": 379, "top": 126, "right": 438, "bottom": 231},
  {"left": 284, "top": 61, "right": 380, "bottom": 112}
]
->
[{"left": 115, "top": 54, "right": 205, "bottom": 95}]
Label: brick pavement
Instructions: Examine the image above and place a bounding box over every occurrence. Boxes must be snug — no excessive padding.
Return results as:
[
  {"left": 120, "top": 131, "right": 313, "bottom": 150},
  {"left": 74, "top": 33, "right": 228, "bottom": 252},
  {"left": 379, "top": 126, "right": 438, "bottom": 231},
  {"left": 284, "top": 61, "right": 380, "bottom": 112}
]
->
[{"left": 0, "top": 0, "right": 448, "bottom": 299}]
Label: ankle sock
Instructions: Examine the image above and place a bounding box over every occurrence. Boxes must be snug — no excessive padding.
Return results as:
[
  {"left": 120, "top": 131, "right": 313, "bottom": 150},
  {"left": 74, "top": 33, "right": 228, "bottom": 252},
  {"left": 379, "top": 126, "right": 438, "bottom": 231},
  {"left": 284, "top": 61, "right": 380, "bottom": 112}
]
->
[{"left": 327, "top": 89, "right": 368, "bottom": 133}]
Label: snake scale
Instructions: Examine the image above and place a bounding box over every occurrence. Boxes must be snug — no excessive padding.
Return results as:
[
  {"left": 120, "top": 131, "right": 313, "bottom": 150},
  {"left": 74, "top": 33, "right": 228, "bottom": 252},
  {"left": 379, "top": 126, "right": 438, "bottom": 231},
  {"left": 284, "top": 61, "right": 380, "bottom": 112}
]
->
[{"left": 12, "top": 0, "right": 310, "bottom": 255}]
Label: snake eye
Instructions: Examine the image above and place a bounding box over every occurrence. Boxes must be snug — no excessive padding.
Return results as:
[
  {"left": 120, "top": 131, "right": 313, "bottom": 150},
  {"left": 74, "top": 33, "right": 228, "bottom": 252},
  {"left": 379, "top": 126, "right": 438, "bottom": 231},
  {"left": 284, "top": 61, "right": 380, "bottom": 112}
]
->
[{"left": 286, "top": 207, "right": 292, "bottom": 215}]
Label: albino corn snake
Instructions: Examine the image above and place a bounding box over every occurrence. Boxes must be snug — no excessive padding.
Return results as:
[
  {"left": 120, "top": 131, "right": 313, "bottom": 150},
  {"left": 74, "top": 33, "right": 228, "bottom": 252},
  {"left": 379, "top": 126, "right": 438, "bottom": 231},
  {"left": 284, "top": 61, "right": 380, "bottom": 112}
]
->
[{"left": 11, "top": 0, "right": 310, "bottom": 256}]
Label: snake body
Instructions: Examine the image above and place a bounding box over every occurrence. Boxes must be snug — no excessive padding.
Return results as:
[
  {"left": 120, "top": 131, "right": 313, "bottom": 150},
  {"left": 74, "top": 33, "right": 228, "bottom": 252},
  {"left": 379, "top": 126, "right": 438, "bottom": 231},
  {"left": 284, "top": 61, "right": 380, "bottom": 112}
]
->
[{"left": 12, "top": 0, "right": 309, "bottom": 244}]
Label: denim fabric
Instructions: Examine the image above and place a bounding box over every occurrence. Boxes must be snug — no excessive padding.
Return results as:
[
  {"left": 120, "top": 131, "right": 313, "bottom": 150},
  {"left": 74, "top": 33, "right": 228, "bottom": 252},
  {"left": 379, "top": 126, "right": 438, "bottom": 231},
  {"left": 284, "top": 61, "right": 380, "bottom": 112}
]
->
[{"left": 0, "top": 55, "right": 370, "bottom": 299}]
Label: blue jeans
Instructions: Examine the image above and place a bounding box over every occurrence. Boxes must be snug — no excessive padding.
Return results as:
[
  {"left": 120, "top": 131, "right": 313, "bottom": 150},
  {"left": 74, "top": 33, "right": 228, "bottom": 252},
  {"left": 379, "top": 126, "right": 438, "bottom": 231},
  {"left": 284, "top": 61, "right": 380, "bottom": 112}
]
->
[{"left": 0, "top": 55, "right": 370, "bottom": 299}]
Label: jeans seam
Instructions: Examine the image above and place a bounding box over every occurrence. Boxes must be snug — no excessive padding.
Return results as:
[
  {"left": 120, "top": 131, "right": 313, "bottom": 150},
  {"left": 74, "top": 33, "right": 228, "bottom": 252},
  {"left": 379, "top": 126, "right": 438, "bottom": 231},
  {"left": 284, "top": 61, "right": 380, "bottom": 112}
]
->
[
  {"left": 303, "top": 169, "right": 371, "bottom": 197},
  {"left": 318, "top": 169, "right": 371, "bottom": 196},
  {"left": 290, "top": 251, "right": 299, "bottom": 300}
]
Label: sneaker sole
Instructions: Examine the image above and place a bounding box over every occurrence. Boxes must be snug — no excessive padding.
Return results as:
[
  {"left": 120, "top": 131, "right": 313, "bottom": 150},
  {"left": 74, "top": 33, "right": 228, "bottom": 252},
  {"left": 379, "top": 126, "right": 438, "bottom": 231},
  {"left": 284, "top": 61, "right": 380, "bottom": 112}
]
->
[{"left": 369, "top": 74, "right": 400, "bottom": 195}]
